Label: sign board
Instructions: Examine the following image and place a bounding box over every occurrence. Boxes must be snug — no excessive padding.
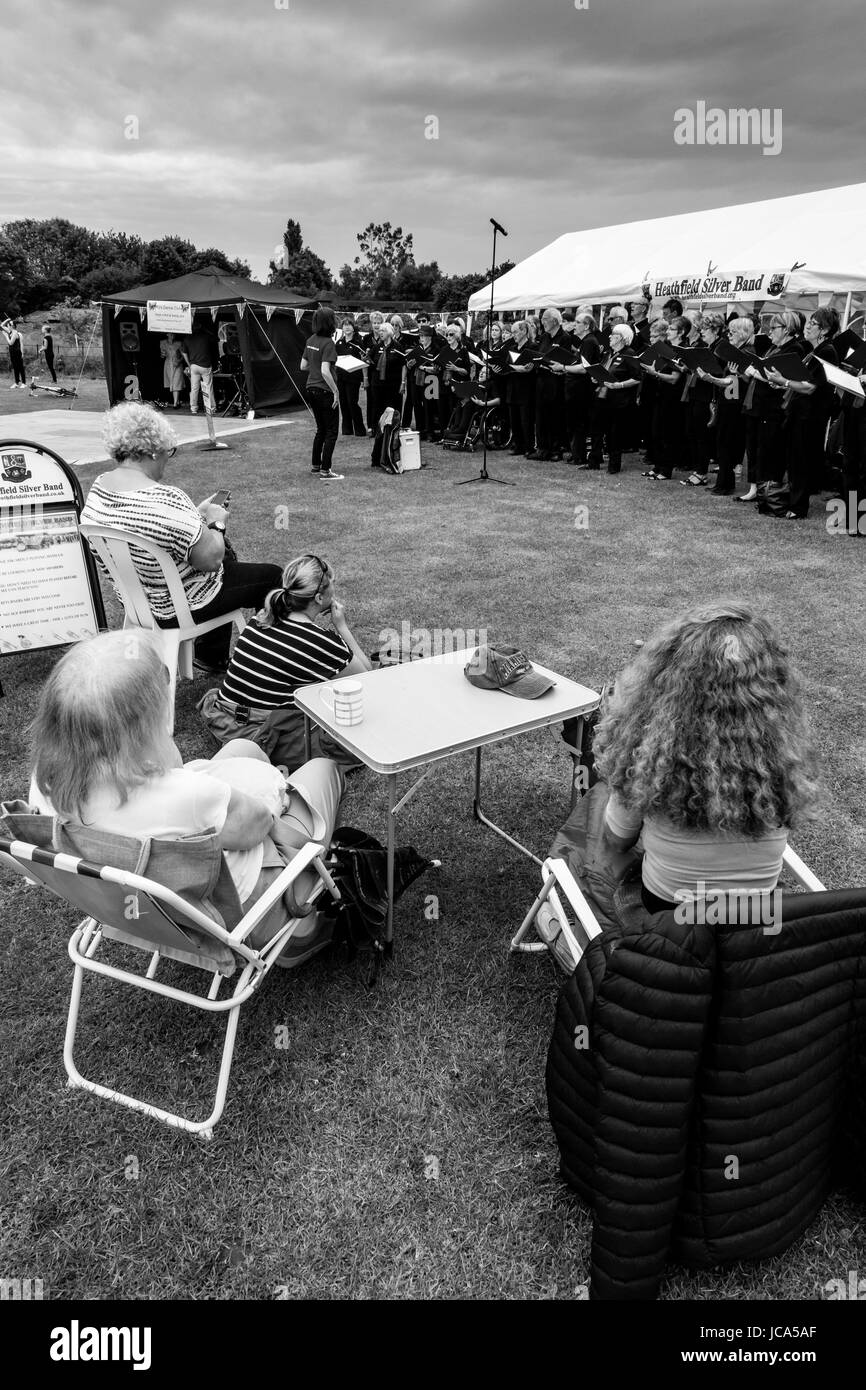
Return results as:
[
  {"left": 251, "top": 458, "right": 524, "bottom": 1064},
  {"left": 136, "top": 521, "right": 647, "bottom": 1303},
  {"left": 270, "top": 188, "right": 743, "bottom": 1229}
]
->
[
  {"left": 146, "top": 300, "right": 193, "bottom": 334},
  {"left": 0, "top": 442, "right": 106, "bottom": 657},
  {"left": 648, "top": 270, "right": 791, "bottom": 303}
]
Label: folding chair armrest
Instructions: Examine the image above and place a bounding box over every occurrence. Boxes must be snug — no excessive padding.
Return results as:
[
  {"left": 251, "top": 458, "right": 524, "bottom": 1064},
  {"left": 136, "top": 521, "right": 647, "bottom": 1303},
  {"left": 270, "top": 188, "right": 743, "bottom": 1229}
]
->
[
  {"left": 782, "top": 845, "right": 826, "bottom": 893},
  {"left": 230, "top": 841, "right": 338, "bottom": 943},
  {"left": 542, "top": 857, "right": 605, "bottom": 940}
]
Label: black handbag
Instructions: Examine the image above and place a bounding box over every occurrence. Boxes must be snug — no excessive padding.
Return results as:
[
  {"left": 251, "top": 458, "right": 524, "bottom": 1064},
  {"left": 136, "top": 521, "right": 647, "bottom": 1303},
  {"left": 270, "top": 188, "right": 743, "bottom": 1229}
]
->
[
  {"left": 756, "top": 480, "right": 791, "bottom": 516},
  {"left": 320, "top": 828, "right": 433, "bottom": 981}
]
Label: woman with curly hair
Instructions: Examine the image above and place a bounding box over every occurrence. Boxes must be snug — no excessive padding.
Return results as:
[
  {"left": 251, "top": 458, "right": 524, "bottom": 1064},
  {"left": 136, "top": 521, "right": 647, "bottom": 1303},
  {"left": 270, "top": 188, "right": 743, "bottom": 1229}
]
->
[
  {"left": 592, "top": 601, "right": 819, "bottom": 917},
  {"left": 81, "top": 402, "right": 282, "bottom": 674}
]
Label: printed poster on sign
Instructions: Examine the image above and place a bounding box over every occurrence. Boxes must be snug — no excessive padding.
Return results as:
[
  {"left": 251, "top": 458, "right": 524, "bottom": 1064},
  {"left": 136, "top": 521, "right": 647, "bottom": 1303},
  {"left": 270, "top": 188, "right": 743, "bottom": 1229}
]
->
[
  {"left": 0, "top": 448, "right": 76, "bottom": 504},
  {"left": 0, "top": 507, "right": 99, "bottom": 655},
  {"left": 648, "top": 270, "right": 791, "bottom": 303},
  {"left": 146, "top": 300, "right": 193, "bottom": 334}
]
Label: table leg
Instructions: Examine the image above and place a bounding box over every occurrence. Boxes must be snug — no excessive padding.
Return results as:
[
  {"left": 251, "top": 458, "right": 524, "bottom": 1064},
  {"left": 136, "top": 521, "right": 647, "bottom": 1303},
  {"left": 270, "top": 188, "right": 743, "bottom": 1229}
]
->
[
  {"left": 385, "top": 772, "right": 397, "bottom": 956},
  {"left": 472, "top": 746, "right": 542, "bottom": 865},
  {"left": 303, "top": 714, "right": 311, "bottom": 763}
]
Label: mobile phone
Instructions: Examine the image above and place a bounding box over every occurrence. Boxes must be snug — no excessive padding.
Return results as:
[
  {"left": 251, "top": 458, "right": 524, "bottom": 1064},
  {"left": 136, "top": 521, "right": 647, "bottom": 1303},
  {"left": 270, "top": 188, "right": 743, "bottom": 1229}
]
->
[{"left": 212, "top": 489, "right": 231, "bottom": 508}]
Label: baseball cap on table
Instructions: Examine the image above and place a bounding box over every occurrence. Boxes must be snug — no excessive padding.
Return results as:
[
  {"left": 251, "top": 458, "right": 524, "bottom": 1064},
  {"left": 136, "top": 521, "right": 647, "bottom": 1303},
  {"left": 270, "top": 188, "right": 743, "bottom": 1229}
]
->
[{"left": 464, "top": 644, "right": 555, "bottom": 699}]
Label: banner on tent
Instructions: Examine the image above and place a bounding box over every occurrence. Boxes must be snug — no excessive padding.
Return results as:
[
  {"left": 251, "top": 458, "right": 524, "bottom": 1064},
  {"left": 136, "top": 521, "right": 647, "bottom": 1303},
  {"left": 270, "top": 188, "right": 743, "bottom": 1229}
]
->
[
  {"left": 146, "top": 300, "right": 193, "bottom": 333},
  {"left": 648, "top": 270, "right": 791, "bottom": 302}
]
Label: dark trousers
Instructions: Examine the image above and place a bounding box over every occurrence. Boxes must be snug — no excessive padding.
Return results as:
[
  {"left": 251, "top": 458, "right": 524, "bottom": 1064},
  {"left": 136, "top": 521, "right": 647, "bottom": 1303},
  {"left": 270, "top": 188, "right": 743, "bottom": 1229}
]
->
[
  {"left": 842, "top": 404, "right": 866, "bottom": 532},
  {"left": 159, "top": 557, "right": 283, "bottom": 666},
  {"left": 651, "top": 391, "right": 682, "bottom": 478},
  {"left": 687, "top": 398, "right": 714, "bottom": 476},
  {"left": 743, "top": 414, "right": 759, "bottom": 486},
  {"left": 715, "top": 401, "right": 745, "bottom": 492},
  {"left": 756, "top": 414, "right": 787, "bottom": 485},
  {"left": 309, "top": 387, "right": 339, "bottom": 471},
  {"left": 509, "top": 397, "right": 535, "bottom": 453},
  {"left": 44, "top": 349, "right": 57, "bottom": 383},
  {"left": 10, "top": 349, "right": 25, "bottom": 385},
  {"left": 535, "top": 380, "right": 564, "bottom": 455},
  {"left": 787, "top": 412, "right": 829, "bottom": 518},
  {"left": 589, "top": 402, "right": 628, "bottom": 473},
  {"left": 402, "top": 376, "right": 415, "bottom": 428},
  {"left": 565, "top": 393, "right": 593, "bottom": 464},
  {"left": 337, "top": 372, "right": 365, "bottom": 436}
]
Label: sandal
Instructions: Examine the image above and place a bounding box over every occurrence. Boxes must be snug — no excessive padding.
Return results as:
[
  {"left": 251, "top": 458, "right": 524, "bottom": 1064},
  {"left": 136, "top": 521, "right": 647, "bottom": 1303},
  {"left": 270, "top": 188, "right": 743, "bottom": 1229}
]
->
[{"left": 681, "top": 473, "right": 708, "bottom": 487}]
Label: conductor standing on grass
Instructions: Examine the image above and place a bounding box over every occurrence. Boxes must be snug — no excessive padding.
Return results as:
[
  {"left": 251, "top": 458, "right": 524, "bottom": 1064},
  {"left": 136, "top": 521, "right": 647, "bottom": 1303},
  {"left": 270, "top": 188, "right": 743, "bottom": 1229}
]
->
[{"left": 300, "top": 308, "right": 344, "bottom": 481}]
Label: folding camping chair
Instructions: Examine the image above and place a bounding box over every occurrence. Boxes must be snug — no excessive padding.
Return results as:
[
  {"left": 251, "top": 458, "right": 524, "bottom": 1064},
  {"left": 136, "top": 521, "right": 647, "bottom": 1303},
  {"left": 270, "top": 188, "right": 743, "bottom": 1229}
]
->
[
  {"left": 514, "top": 844, "right": 826, "bottom": 974},
  {"left": 0, "top": 817, "right": 341, "bottom": 1137},
  {"left": 80, "top": 524, "right": 246, "bottom": 733}
]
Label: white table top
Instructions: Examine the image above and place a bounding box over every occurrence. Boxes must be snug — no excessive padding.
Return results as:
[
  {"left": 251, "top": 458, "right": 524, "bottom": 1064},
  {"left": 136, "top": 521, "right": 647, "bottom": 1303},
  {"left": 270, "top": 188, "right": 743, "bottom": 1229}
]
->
[{"left": 294, "top": 647, "right": 600, "bottom": 773}]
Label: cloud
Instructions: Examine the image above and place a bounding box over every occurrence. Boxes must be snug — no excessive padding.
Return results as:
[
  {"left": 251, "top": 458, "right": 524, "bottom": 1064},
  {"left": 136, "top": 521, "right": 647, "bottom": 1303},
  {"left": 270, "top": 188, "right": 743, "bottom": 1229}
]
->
[{"left": 2, "top": 0, "right": 865, "bottom": 282}]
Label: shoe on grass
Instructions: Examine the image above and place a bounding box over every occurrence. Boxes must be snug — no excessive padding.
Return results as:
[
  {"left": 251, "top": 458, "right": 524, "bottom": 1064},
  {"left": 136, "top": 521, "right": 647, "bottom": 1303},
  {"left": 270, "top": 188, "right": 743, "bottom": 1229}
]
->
[
  {"left": 274, "top": 913, "right": 334, "bottom": 969},
  {"left": 319, "top": 470, "right": 344, "bottom": 480}
]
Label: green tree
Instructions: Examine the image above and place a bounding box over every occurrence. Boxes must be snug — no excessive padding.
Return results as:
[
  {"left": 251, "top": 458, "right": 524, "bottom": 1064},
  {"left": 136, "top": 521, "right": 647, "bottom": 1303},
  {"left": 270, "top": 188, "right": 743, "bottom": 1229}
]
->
[
  {"left": 0, "top": 235, "right": 32, "bottom": 317},
  {"left": 393, "top": 260, "right": 441, "bottom": 301},
  {"left": 336, "top": 263, "right": 364, "bottom": 297},
  {"left": 432, "top": 261, "right": 515, "bottom": 311},
  {"left": 268, "top": 219, "right": 332, "bottom": 296},
  {"left": 140, "top": 235, "right": 198, "bottom": 284},
  {"left": 1, "top": 218, "right": 103, "bottom": 284},
  {"left": 191, "top": 247, "right": 251, "bottom": 278},
  {"left": 353, "top": 222, "right": 414, "bottom": 290}
]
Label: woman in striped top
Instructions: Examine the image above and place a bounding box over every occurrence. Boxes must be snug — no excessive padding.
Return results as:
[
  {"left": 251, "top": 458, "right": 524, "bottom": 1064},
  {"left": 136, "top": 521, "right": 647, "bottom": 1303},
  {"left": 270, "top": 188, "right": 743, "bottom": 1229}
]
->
[
  {"left": 81, "top": 403, "right": 282, "bottom": 672},
  {"left": 198, "top": 554, "right": 372, "bottom": 773}
]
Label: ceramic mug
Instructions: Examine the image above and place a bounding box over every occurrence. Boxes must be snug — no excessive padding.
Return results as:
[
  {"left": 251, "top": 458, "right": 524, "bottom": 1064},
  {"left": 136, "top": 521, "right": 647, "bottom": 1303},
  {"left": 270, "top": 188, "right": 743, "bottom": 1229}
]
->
[{"left": 320, "top": 678, "right": 364, "bottom": 726}]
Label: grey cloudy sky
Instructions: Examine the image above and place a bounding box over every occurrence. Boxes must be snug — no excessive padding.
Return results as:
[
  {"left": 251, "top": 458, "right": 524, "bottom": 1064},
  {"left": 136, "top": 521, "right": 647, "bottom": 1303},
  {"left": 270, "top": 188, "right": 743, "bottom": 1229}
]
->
[{"left": 2, "top": 0, "right": 864, "bottom": 282}]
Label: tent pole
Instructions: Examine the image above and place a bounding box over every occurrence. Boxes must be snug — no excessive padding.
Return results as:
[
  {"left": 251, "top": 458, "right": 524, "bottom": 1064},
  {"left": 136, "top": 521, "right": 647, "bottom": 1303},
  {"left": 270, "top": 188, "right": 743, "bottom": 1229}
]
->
[{"left": 842, "top": 291, "right": 853, "bottom": 330}]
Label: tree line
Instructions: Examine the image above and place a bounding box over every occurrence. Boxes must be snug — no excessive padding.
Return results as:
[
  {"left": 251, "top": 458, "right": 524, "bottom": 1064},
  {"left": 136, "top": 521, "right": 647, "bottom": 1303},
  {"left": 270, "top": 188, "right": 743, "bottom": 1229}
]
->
[{"left": 0, "top": 216, "right": 513, "bottom": 318}]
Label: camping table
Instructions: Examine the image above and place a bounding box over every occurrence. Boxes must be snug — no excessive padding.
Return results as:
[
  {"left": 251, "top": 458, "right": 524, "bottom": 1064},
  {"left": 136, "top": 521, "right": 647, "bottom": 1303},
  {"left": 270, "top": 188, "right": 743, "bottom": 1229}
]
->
[{"left": 294, "top": 648, "right": 600, "bottom": 951}]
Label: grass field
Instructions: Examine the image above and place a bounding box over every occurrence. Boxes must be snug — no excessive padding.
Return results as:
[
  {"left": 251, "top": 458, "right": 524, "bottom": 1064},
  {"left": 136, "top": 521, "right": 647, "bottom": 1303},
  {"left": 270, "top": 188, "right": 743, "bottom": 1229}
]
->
[{"left": 1, "top": 400, "right": 865, "bottom": 1301}]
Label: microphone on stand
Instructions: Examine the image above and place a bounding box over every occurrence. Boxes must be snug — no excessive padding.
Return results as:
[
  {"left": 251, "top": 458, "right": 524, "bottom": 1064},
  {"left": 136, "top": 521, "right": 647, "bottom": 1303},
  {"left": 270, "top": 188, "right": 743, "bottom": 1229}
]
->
[{"left": 490, "top": 219, "right": 509, "bottom": 237}]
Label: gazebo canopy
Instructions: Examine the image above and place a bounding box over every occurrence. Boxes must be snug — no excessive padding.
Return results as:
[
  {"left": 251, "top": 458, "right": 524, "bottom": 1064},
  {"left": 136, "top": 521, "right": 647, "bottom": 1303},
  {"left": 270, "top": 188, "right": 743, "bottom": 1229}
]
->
[
  {"left": 468, "top": 183, "right": 866, "bottom": 312},
  {"left": 102, "top": 266, "right": 316, "bottom": 308}
]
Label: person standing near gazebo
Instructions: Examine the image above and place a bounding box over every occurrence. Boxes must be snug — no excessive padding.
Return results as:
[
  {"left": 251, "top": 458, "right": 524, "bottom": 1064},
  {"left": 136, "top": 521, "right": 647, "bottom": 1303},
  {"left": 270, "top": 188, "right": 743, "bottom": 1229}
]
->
[
  {"left": 160, "top": 333, "right": 185, "bottom": 408},
  {"left": 181, "top": 314, "right": 218, "bottom": 415},
  {"left": 3, "top": 321, "right": 26, "bottom": 388}
]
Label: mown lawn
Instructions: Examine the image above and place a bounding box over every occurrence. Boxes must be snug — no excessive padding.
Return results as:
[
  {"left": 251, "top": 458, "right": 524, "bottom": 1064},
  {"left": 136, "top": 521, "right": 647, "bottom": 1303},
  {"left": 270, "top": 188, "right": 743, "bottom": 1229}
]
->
[{"left": 1, "top": 404, "right": 864, "bottom": 1300}]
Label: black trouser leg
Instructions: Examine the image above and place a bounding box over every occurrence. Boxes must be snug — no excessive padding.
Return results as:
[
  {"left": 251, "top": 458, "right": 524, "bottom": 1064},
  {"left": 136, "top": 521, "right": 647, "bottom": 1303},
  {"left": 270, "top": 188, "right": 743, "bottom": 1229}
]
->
[
  {"left": 743, "top": 414, "right": 759, "bottom": 486},
  {"left": 842, "top": 406, "right": 866, "bottom": 532},
  {"left": 715, "top": 403, "right": 745, "bottom": 492},
  {"left": 158, "top": 558, "right": 284, "bottom": 666},
  {"left": 607, "top": 410, "right": 624, "bottom": 473},
  {"left": 309, "top": 389, "right": 339, "bottom": 471},
  {"left": 757, "top": 416, "right": 786, "bottom": 485},
  {"left": 45, "top": 351, "right": 57, "bottom": 383},
  {"left": 688, "top": 400, "right": 713, "bottom": 476}
]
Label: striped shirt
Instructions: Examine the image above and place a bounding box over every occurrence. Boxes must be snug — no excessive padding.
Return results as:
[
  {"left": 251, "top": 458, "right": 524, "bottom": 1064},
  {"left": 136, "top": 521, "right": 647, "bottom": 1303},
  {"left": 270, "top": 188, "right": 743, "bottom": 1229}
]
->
[
  {"left": 81, "top": 480, "right": 222, "bottom": 620},
  {"left": 220, "top": 616, "right": 352, "bottom": 709}
]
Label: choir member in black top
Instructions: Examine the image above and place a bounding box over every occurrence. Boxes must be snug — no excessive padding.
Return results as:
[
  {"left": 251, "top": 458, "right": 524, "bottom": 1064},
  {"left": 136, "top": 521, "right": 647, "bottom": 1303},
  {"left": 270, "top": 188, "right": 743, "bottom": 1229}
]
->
[
  {"left": 551, "top": 313, "right": 601, "bottom": 466},
  {"left": 644, "top": 316, "right": 690, "bottom": 479},
  {"left": 588, "top": 324, "right": 641, "bottom": 474},
  {"left": 335, "top": 319, "right": 369, "bottom": 437},
  {"left": 368, "top": 323, "right": 407, "bottom": 422},
  {"left": 682, "top": 311, "right": 726, "bottom": 486},
  {"left": 530, "top": 308, "right": 571, "bottom": 460},
  {"left": 695, "top": 317, "right": 750, "bottom": 495},
  {"left": 766, "top": 307, "right": 839, "bottom": 519},
  {"left": 437, "top": 324, "right": 472, "bottom": 436},
  {"left": 505, "top": 319, "right": 536, "bottom": 455},
  {"left": 746, "top": 310, "right": 807, "bottom": 490},
  {"left": 407, "top": 324, "right": 442, "bottom": 440}
]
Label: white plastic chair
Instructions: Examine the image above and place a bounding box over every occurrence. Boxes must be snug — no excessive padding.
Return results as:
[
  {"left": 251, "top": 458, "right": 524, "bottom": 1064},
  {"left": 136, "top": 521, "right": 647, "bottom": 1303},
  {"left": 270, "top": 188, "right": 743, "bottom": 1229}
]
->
[
  {"left": 515, "top": 846, "right": 826, "bottom": 974},
  {"left": 79, "top": 524, "right": 246, "bottom": 732},
  {"left": 0, "top": 832, "right": 341, "bottom": 1138}
]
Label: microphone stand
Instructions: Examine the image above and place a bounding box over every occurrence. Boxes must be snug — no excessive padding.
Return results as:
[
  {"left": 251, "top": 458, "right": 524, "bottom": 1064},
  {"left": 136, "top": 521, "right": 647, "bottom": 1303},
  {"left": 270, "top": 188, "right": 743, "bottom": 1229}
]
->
[{"left": 456, "top": 219, "right": 515, "bottom": 487}]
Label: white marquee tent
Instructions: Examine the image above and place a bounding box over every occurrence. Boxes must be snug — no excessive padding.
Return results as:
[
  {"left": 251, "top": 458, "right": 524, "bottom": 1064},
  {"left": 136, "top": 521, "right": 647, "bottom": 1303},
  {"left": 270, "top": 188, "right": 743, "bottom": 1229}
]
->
[{"left": 468, "top": 183, "right": 866, "bottom": 313}]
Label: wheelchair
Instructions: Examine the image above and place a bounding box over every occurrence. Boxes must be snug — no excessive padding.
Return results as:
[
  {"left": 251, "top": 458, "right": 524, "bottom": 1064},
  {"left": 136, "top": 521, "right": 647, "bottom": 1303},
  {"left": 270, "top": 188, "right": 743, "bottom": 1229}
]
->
[{"left": 441, "top": 400, "right": 512, "bottom": 452}]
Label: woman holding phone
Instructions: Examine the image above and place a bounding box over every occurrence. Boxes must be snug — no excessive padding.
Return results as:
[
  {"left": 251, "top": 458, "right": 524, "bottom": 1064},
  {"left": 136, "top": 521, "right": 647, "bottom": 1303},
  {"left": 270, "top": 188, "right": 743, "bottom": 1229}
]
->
[
  {"left": 81, "top": 402, "right": 281, "bottom": 674},
  {"left": 198, "top": 554, "right": 372, "bottom": 773}
]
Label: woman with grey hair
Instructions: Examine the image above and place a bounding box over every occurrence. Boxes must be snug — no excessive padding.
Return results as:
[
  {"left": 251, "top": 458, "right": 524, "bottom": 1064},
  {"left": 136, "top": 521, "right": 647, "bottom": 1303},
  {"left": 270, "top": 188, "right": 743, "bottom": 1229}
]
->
[
  {"left": 368, "top": 321, "right": 408, "bottom": 423},
  {"left": 505, "top": 318, "right": 536, "bottom": 455},
  {"left": 29, "top": 631, "right": 344, "bottom": 968},
  {"left": 81, "top": 402, "right": 282, "bottom": 674},
  {"left": 745, "top": 309, "right": 807, "bottom": 498},
  {"left": 589, "top": 323, "right": 640, "bottom": 474}
]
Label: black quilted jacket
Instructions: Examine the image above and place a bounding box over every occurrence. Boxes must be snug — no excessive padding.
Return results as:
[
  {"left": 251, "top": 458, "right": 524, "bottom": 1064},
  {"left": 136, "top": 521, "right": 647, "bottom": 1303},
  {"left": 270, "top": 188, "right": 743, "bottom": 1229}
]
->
[{"left": 546, "top": 889, "right": 866, "bottom": 1300}]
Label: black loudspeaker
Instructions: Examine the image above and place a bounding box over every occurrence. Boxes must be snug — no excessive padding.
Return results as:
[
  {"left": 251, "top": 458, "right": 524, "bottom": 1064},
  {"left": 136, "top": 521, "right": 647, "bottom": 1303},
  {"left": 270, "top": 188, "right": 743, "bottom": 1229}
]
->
[
  {"left": 119, "top": 321, "right": 141, "bottom": 354},
  {"left": 219, "top": 322, "right": 240, "bottom": 355}
]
